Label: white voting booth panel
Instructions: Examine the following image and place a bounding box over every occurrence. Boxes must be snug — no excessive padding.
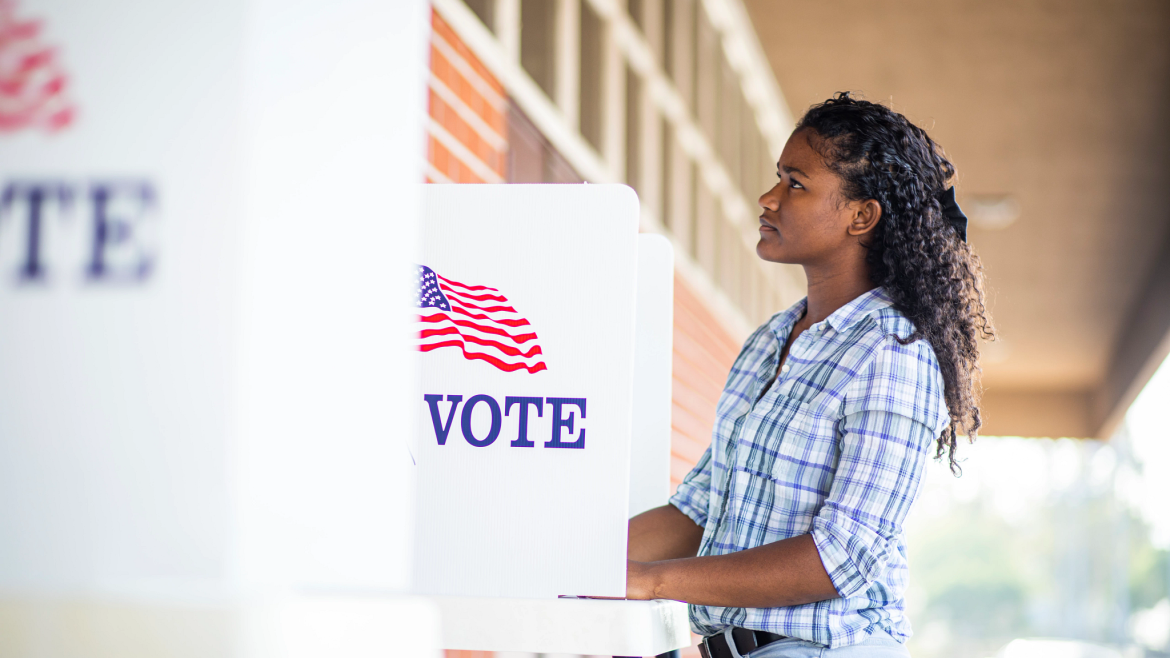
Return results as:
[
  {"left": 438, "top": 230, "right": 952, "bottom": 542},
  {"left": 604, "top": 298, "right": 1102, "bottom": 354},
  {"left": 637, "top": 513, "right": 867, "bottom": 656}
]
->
[
  {"left": 414, "top": 184, "right": 639, "bottom": 600},
  {"left": 417, "top": 187, "right": 686, "bottom": 655},
  {"left": 0, "top": 0, "right": 438, "bottom": 656},
  {"left": 630, "top": 234, "right": 675, "bottom": 518}
]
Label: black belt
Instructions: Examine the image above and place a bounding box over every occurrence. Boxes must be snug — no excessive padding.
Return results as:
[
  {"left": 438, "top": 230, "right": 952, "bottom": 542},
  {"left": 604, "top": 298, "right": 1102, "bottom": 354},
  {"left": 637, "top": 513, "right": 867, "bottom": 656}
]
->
[{"left": 698, "top": 628, "right": 785, "bottom": 658}]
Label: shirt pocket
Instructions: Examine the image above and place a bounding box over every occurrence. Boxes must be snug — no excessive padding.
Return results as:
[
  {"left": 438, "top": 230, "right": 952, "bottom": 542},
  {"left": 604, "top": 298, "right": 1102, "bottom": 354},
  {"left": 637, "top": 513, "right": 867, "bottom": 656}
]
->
[{"left": 730, "top": 395, "right": 839, "bottom": 544}]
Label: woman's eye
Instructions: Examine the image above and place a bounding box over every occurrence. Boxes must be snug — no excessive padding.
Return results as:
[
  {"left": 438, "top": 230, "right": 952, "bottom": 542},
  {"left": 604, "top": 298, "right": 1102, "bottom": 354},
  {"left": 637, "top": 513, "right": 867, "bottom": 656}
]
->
[{"left": 776, "top": 172, "right": 803, "bottom": 190}]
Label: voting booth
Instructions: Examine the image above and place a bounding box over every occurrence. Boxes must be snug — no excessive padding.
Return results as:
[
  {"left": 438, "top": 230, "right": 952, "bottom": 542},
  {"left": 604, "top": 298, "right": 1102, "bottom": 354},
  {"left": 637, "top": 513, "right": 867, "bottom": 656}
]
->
[
  {"left": 0, "top": 0, "right": 439, "bottom": 656},
  {"left": 414, "top": 185, "right": 690, "bottom": 655}
]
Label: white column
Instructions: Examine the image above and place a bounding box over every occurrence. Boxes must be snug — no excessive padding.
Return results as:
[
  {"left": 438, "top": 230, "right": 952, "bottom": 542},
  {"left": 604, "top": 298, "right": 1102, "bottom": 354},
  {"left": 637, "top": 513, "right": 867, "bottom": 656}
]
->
[{"left": 556, "top": 0, "right": 581, "bottom": 130}]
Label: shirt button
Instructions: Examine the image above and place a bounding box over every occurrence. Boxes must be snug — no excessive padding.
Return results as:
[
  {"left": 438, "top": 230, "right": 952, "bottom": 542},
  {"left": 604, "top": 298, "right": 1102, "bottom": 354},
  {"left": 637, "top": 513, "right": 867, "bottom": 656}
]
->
[{"left": 781, "top": 364, "right": 790, "bottom": 374}]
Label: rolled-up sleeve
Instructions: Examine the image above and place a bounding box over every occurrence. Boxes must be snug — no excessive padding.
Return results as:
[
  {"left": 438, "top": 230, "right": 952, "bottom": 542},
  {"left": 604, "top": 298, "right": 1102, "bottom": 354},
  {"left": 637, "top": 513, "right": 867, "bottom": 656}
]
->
[
  {"left": 810, "top": 338, "right": 944, "bottom": 598},
  {"left": 669, "top": 445, "right": 713, "bottom": 527}
]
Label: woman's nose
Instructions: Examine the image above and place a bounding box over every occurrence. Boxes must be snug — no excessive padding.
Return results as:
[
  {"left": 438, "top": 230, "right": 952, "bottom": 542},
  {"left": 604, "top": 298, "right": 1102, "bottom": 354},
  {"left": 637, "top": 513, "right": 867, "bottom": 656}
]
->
[{"left": 759, "top": 185, "right": 780, "bottom": 212}]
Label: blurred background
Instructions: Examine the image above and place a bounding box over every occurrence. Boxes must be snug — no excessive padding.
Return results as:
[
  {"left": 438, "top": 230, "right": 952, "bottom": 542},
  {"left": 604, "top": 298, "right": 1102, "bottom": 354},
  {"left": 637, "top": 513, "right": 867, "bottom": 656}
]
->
[{"left": 424, "top": 0, "right": 1170, "bottom": 656}]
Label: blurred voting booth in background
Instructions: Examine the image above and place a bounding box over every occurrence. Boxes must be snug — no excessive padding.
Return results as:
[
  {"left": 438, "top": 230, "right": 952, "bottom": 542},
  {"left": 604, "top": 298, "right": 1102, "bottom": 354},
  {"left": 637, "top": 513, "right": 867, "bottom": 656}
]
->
[
  {"left": 0, "top": 0, "right": 439, "bottom": 655},
  {"left": 415, "top": 185, "right": 688, "bottom": 655},
  {"left": 0, "top": 0, "right": 686, "bottom": 653}
]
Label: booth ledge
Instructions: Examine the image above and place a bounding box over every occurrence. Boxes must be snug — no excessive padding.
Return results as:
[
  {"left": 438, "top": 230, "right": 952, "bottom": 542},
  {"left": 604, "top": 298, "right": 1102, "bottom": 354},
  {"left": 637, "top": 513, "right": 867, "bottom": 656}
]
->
[{"left": 432, "top": 595, "right": 691, "bottom": 655}]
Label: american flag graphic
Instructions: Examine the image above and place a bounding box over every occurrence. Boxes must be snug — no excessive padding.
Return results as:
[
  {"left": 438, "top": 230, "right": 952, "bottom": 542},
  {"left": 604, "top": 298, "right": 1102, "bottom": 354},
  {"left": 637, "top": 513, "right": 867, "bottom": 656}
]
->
[
  {"left": 415, "top": 265, "right": 548, "bottom": 374},
  {"left": 0, "top": 0, "right": 77, "bottom": 133}
]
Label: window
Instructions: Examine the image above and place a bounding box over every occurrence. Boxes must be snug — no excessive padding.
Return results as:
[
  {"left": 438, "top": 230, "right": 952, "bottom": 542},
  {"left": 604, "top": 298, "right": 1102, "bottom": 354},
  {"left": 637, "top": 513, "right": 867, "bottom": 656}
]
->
[
  {"left": 507, "top": 102, "right": 583, "bottom": 183},
  {"left": 694, "top": 176, "right": 717, "bottom": 269},
  {"left": 520, "top": 0, "right": 557, "bottom": 99},
  {"left": 463, "top": 0, "right": 494, "bottom": 33},
  {"left": 663, "top": 0, "right": 674, "bottom": 75},
  {"left": 664, "top": 0, "right": 694, "bottom": 106},
  {"left": 719, "top": 220, "right": 738, "bottom": 302},
  {"left": 719, "top": 54, "right": 741, "bottom": 185},
  {"left": 663, "top": 122, "right": 694, "bottom": 250},
  {"left": 625, "top": 65, "right": 642, "bottom": 191},
  {"left": 695, "top": 7, "right": 718, "bottom": 143},
  {"left": 741, "top": 103, "right": 762, "bottom": 201},
  {"left": 579, "top": 1, "right": 604, "bottom": 151},
  {"left": 628, "top": 0, "right": 645, "bottom": 33}
]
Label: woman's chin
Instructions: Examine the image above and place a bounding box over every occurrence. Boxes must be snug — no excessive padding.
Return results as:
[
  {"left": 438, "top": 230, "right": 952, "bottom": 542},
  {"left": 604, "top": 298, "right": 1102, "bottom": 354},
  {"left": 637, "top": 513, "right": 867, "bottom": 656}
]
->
[{"left": 756, "top": 241, "right": 789, "bottom": 263}]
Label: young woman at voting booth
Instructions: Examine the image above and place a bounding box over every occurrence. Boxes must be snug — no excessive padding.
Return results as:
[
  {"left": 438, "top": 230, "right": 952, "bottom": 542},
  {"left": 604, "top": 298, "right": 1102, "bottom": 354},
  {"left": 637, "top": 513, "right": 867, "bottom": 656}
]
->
[{"left": 625, "top": 94, "right": 994, "bottom": 657}]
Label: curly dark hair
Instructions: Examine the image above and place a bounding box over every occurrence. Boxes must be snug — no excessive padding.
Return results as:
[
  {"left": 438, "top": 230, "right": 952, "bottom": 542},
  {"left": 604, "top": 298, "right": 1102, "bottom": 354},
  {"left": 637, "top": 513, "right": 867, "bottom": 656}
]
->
[{"left": 795, "top": 92, "right": 995, "bottom": 473}]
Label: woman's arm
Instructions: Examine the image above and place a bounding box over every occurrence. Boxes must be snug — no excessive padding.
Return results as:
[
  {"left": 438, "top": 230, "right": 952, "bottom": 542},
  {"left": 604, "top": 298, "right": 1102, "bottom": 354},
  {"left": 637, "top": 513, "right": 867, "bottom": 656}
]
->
[
  {"left": 626, "top": 533, "right": 838, "bottom": 608},
  {"left": 627, "top": 504, "right": 705, "bottom": 562},
  {"left": 628, "top": 343, "right": 941, "bottom": 609}
]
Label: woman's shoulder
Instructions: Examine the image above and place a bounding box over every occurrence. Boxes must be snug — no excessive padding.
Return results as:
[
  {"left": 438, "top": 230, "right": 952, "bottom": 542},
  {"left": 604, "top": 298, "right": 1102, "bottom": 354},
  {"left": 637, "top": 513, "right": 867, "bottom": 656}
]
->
[
  {"left": 850, "top": 309, "right": 943, "bottom": 384},
  {"left": 843, "top": 306, "right": 948, "bottom": 427},
  {"left": 855, "top": 302, "right": 940, "bottom": 363}
]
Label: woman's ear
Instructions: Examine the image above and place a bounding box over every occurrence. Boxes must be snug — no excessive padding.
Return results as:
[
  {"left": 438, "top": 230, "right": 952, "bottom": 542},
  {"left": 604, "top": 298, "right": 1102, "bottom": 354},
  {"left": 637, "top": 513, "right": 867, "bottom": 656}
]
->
[{"left": 847, "top": 199, "right": 882, "bottom": 236}]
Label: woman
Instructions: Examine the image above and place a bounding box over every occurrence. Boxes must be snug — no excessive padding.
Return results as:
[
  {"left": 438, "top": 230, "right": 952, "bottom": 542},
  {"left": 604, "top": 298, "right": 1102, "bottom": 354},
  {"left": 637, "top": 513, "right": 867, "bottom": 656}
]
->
[{"left": 624, "top": 93, "right": 994, "bottom": 657}]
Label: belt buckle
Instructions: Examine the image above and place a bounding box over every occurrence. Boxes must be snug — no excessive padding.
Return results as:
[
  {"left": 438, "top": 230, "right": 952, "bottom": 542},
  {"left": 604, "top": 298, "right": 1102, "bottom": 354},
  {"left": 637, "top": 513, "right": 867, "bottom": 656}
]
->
[
  {"left": 699, "top": 632, "right": 735, "bottom": 658},
  {"left": 731, "top": 627, "right": 759, "bottom": 652}
]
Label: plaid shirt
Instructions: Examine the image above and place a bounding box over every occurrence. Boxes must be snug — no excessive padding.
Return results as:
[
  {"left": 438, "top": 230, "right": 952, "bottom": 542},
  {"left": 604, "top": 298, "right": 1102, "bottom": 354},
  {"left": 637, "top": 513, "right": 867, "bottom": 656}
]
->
[{"left": 669, "top": 287, "right": 949, "bottom": 648}]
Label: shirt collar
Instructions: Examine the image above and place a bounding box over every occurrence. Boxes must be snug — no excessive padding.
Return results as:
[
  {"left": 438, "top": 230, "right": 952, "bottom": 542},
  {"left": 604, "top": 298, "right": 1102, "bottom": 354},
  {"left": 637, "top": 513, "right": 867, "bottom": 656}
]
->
[
  {"left": 825, "top": 287, "right": 894, "bottom": 333},
  {"left": 768, "top": 297, "right": 807, "bottom": 338},
  {"left": 769, "top": 287, "right": 893, "bottom": 338}
]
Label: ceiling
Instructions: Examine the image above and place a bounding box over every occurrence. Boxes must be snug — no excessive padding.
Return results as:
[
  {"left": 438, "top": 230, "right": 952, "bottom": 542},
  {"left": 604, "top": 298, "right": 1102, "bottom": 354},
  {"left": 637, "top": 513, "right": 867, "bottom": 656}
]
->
[{"left": 743, "top": 0, "right": 1170, "bottom": 437}]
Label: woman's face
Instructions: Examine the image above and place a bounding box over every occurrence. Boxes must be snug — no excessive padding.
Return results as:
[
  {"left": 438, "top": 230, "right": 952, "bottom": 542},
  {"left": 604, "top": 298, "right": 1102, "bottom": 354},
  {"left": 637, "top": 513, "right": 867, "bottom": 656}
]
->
[{"left": 757, "top": 129, "right": 874, "bottom": 266}]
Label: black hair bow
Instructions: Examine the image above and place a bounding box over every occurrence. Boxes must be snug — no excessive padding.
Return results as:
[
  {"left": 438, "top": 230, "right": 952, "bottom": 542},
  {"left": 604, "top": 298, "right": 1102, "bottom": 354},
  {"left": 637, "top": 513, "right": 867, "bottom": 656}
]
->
[{"left": 938, "top": 186, "right": 968, "bottom": 242}]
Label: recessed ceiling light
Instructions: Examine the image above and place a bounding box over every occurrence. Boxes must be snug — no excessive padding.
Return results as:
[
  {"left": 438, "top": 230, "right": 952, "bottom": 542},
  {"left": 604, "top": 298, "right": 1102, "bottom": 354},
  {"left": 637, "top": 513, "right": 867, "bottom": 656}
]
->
[{"left": 964, "top": 195, "right": 1021, "bottom": 230}]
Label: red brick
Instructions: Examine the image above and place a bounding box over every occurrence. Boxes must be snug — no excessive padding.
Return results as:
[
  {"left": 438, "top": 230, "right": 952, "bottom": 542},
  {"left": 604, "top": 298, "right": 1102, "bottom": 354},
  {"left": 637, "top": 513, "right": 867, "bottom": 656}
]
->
[
  {"left": 671, "top": 427, "right": 709, "bottom": 465},
  {"left": 672, "top": 454, "right": 698, "bottom": 485},
  {"left": 671, "top": 398, "right": 712, "bottom": 443},
  {"left": 435, "top": 77, "right": 502, "bottom": 140},
  {"left": 671, "top": 372, "right": 718, "bottom": 413},
  {"left": 675, "top": 275, "right": 742, "bottom": 360},
  {"left": 432, "top": 10, "right": 505, "bottom": 96},
  {"left": 668, "top": 275, "right": 741, "bottom": 484},
  {"left": 674, "top": 330, "right": 738, "bottom": 395},
  {"left": 675, "top": 305, "right": 741, "bottom": 369},
  {"left": 427, "top": 135, "right": 485, "bottom": 185}
]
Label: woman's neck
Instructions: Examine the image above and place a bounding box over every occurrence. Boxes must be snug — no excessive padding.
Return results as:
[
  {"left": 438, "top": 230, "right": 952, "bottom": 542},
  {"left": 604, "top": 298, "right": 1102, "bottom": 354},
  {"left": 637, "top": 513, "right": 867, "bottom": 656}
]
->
[{"left": 802, "top": 260, "right": 875, "bottom": 325}]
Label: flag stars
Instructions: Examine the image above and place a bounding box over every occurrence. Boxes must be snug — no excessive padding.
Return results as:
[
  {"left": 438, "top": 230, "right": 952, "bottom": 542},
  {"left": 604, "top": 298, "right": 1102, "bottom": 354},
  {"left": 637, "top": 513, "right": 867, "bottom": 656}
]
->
[{"left": 416, "top": 265, "right": 451, "bottom": 310}]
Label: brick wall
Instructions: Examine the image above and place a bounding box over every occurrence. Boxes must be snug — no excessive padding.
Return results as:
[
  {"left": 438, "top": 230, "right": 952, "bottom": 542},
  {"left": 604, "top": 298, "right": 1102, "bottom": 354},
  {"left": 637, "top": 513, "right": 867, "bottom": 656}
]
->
[
  {"left": 427, "top": 11, "right": 507, "bottom": 184},
  {"left": 670, "top": 274, "right": 741, "bottom": 493}
]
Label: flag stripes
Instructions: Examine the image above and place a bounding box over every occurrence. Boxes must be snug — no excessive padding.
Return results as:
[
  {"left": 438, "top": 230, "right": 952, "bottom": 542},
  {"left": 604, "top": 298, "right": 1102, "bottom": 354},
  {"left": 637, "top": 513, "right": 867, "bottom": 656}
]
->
[{"left": 414, "top": 265, "right": 548, "bottom": 373}]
